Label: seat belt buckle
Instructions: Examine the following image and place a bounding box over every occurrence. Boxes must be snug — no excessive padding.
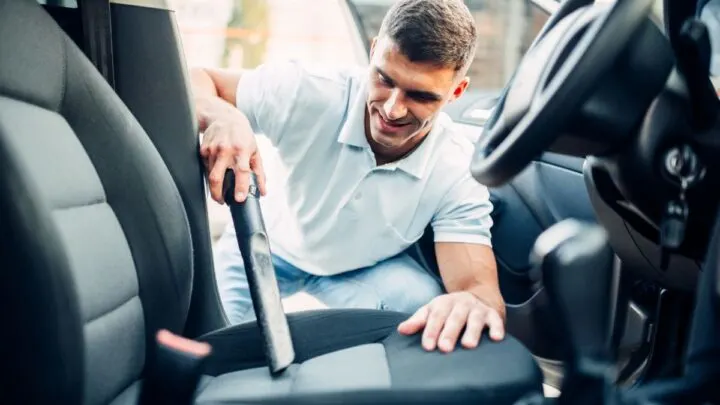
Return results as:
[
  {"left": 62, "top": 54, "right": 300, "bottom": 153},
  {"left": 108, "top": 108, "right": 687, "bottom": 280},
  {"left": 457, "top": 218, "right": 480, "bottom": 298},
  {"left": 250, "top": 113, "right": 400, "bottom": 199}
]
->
[{"left": 139, "top": 329, "right": 212, "bottom": 405}]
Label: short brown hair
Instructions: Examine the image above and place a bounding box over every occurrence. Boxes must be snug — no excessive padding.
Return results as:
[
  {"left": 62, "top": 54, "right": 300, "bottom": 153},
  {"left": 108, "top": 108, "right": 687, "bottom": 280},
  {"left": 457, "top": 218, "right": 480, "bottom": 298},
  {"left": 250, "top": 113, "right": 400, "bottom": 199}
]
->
[{"left": 378, "top": 0, "right": 477, "bottom": 72}]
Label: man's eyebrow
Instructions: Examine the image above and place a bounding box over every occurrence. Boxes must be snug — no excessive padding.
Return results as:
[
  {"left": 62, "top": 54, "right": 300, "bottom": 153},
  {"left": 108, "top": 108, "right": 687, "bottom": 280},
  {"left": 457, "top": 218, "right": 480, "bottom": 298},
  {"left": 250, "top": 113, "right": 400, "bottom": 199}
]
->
[
  {"left": 376, "top": 67, "right": 395, "bottom": 86},
  {"left": 375, "top": 67, "right": 442, "bottom": 101},
  {"left": 406, "top": 89, "right": 442, "bottom": 101}
]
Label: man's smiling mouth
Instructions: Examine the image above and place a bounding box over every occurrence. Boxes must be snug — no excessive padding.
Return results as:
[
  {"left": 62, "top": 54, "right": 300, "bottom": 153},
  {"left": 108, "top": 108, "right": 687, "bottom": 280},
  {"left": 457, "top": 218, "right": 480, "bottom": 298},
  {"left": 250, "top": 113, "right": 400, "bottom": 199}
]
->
[{"left": 376, "top": 112, "right": 411, "bottom": 133}]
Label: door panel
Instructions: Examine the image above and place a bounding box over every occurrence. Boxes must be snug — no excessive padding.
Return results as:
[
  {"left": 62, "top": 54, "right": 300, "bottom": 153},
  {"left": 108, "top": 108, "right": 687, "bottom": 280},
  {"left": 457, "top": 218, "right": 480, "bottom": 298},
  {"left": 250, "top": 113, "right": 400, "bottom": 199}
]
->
[
  {"left": 493, "top": 156, "right": 595, "bottom": 360},
  {"left": 412, "top": 153, "right": 593, "bottom": 361}
]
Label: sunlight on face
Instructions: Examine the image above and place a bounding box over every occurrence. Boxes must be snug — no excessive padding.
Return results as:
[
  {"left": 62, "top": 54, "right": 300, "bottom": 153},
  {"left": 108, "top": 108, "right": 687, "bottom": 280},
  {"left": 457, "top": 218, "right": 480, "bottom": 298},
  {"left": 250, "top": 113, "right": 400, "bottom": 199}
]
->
[{"left": 365, "top": 36, "right": 469, "bottom": 161}]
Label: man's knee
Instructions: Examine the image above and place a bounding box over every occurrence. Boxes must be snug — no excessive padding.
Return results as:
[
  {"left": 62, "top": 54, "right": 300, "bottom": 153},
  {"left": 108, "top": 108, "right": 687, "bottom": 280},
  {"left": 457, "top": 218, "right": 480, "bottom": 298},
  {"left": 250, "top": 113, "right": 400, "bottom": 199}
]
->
[{"left": 372, "top": 254, "right": 444, "bottom": 313}]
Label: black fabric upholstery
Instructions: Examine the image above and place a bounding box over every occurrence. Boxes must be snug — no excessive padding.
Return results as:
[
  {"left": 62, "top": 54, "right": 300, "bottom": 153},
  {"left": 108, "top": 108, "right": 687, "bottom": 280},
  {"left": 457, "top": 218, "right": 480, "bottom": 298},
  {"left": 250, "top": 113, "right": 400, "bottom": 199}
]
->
[
  {"left": 1, "top": 1, "right": 192, "bottom": 403},
  {"left": 0, "top": 106, "right": 84, "bottom": 405},
  {"left": 196, "top": 310, "right": 542, "bottom": 404},
  {"left": 199, "top": 310, "right": 405, "bottom": 375},
  {"left": 0, "top": 1, "right": 544, "bottom": 404},
  {"left": 200, "top": 309, "right": 541, "bottom": 395},
  {"left": 61, "top": 29, "right": 194, "bottom": 339},
  {"left": 119, "top": 310, "right": 541, "bottom": 404},
  {"left": 110, "top": 2, "right": 227, "bottom": 337},
  {"left": 207, "top": 310, "right": 542, "bottom": 395}
]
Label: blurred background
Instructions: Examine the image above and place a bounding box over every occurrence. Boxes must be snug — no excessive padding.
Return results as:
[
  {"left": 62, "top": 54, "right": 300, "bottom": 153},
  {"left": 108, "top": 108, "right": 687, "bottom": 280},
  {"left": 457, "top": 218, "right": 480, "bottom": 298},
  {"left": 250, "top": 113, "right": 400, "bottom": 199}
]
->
[{"left": 170, "top": 0, "right": 548, "bottom": 87}]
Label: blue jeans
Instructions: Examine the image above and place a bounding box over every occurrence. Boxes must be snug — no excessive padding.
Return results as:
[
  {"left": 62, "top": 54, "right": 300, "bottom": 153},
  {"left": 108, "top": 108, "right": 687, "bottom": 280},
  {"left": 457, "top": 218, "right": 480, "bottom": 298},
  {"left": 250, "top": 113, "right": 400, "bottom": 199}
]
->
[{"left": 213, "top": 231, "right": 444, "bottom": 324}]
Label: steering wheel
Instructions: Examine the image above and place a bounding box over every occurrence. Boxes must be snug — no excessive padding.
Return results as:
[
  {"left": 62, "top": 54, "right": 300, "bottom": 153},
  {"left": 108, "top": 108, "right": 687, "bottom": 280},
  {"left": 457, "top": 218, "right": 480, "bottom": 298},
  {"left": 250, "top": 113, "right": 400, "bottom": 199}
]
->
[{"left": 471, "top": 0, "right": 657, "bottom": 187}]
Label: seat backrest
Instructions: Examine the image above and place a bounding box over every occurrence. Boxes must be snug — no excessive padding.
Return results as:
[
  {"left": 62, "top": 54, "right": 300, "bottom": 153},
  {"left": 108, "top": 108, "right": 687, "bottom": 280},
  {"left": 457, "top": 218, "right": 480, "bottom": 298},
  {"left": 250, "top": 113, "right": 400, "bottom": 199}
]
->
[
  {"left": 0, "top": 119, "right": 84, "bottom": 405},
  {"left": 0, "top": 1, "right": 195, "bottom": 403},
  {"left": 108, "top": 0, "right": 228, "bottom": 336}
]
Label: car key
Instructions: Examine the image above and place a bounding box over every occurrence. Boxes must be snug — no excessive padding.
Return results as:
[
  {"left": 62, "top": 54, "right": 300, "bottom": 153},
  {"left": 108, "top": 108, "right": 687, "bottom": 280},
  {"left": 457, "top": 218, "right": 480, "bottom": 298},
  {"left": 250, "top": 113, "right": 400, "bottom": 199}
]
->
[
  {"left": 222, "top": 169, "right": 295, "bottom": 375},
  {"left": 659, "top": 145, "right": 705, "bottom": 270}
]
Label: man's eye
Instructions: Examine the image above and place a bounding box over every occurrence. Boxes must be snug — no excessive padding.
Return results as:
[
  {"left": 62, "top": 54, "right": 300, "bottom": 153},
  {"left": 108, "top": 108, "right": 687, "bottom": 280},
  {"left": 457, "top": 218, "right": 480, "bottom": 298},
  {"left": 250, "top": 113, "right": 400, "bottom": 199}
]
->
[
  {"left": 378, "top": 74, "right": 392, "bottom": 86},
  {"left": 411, "top": 94, "right": 435, "bottom": 103}
]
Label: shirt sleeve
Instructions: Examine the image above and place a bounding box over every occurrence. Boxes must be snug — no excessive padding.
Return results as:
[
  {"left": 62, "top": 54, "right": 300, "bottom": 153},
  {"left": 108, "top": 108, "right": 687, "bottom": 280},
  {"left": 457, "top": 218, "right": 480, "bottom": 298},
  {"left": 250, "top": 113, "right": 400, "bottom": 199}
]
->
[
  {"left": 431, "top": 171, "right": 494, "bottom": 246},
  {"left": 235, "top": 60, "right": 304, "bottom": 146}
]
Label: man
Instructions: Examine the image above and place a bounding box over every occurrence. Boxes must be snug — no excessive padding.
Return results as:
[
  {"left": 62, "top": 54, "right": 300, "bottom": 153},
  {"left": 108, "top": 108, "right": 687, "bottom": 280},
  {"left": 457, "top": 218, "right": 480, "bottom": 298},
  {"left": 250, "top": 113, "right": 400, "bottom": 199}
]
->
[{"left": 191, "top": 0, "right": 505, "bottom": 354}]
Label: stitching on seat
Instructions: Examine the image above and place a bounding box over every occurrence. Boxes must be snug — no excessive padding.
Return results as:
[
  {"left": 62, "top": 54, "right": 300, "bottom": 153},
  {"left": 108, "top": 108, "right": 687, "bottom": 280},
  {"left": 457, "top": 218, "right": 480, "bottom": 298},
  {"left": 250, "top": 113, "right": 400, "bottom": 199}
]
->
[
  {"left": 54, "top": 198, "right": 107, "bottom": 212},
  {"left": 288, "top": 363, "right": 301, "bottom": 394},
  {"left": 76, "top": 72, "right": 189, "bottom": 315},
  {"left": 59, "top": 34, "right": 68, "bottom": 113},
  {"left": 380, "top": 341, "right": 392, "bottom": 386},
  {"left": 85, "top": 293, "right": 140, "bottom": 325}
]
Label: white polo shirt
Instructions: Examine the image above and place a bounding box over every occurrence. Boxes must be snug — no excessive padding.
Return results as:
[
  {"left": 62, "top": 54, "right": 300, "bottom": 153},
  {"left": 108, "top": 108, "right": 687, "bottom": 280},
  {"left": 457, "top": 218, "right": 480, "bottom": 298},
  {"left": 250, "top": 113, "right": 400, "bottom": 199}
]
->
[{"left": 226, "top": 60, "right": 493, "bottom": 276}]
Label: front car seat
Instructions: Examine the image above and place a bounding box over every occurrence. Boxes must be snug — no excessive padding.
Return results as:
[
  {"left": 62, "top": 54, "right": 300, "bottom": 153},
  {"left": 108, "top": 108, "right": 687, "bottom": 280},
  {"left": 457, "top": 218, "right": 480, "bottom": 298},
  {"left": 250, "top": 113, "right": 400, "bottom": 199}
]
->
[{"left": 0, "top": 0, "right": 543, "bottom": 403}]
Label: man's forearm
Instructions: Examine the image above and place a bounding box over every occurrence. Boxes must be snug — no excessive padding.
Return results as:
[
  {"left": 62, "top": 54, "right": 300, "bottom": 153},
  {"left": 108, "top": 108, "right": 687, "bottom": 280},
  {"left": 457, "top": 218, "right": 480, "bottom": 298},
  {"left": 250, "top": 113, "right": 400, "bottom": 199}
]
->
[
  {"left": 435, "top": 242, "right": 505, "bottom": 319},
  {"left": 189, "top": 67, "right": 246, "bottom": 132},
  {"left": 189, "top": 67, "right": 219, "bottom": 99}
]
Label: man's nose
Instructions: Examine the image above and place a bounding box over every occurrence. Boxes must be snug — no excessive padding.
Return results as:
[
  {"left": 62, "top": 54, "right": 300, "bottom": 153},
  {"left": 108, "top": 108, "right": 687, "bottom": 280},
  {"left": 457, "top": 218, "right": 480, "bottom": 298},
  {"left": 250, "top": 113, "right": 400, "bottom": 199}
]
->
[{"left": 383, "top": 89, "right": 407, "bottom": 121}]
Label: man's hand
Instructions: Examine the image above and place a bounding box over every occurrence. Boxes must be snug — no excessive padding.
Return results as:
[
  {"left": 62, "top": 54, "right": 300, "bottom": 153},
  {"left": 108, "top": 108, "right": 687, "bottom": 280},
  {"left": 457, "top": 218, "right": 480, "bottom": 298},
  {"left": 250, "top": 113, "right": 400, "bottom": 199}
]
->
[
  {"left": 197, "top": 98, "right": 267, "bottom": 204},
  {"left": 397, "top": 291, "right": 505, "bottom": 353}
]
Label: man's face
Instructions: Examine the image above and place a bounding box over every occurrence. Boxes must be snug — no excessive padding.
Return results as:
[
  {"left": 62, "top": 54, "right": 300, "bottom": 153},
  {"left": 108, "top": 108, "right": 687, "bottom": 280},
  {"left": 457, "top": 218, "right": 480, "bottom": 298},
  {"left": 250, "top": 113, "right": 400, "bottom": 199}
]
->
[{"left": 365, "top": 36, "right": 469, "bottom": 158}]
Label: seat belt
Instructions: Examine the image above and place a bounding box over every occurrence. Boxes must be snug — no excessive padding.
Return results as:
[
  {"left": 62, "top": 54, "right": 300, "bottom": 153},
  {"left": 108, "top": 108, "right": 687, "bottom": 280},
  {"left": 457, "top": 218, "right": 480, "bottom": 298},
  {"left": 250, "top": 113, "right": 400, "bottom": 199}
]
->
[
  {"left": 139, "top": 330, "right": 212, "bottom": 405},
  {"left": 78, "top": 0, "right": 115, "bottom": 88}
]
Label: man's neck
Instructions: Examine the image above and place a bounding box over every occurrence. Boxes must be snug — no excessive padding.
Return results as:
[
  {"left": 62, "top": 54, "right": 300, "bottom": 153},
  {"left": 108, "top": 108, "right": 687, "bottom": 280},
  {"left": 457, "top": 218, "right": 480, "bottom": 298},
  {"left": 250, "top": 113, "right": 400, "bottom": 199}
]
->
[
  {"left": 364, "top": 109, "right": 430, "bottom": 166},
  {"left": 373, "top": 141, "right": 423, "bottom": 166}
]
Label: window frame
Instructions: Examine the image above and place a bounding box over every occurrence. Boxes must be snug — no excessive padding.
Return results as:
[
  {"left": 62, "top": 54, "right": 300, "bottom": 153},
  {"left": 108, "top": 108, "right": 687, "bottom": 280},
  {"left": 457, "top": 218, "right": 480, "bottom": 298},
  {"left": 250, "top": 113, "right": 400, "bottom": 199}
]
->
[{"left": 343, "top": 0, "right": 561, "bottom": 59}]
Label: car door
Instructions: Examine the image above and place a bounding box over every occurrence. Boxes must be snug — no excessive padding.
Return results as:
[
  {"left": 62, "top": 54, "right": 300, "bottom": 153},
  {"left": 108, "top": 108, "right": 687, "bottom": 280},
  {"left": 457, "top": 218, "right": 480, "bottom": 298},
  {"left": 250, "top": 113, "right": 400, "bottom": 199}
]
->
[{"left": 344, "top": 0, "right": 593, "bottom": 381}]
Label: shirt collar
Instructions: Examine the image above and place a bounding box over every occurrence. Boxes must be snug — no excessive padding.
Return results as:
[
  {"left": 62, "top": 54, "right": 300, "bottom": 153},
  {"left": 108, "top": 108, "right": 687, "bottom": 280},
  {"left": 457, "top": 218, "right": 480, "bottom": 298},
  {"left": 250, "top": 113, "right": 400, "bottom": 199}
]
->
[
  {"left": 336, "top": 77, "right": 450, "bottom": 180},
  {"left": 336, "top": 78, "right": 371, "bottom": 148}
]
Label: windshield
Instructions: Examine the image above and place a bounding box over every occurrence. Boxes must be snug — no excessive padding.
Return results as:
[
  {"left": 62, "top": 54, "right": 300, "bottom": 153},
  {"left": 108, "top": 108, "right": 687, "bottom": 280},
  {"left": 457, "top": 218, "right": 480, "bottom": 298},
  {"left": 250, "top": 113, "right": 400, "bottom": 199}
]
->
[{"left": 349, "top": 0, "right": 551, "bottom": 94}]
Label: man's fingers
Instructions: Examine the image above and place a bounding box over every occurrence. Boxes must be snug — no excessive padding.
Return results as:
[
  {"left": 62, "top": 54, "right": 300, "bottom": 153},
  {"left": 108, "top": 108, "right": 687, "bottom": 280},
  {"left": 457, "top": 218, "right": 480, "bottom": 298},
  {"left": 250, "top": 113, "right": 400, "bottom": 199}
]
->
[
  {"left": 486, "top": 309, "right": 506, "bottom": 341},
  {"left": 438, "top": 304, "right": 470, "bottom": 353},
  {"left": 199, "top": 140, "right": 213, "bottom": 159},
  {"left": 208, "top": 152, "right": 234, "bottom": 203},
  {"left": 461, "top": 308, "right": 487, "bottom": 349},
  {"left": 422, "top": 301, "right": 452, "bottom": 351},
  {"left": 250, "top": 153, "right": 268, "bottom": 196},
  {"left": 397, "top": 305, "right": 429, "bottom": 335},
  {"left": 200, "top": 137, "right": 217, "bottom": 172},
  {"left": 199, "top": 129, "right": 221, "bottom": 159},
  {"left": 233, "top": 150, "right": 253, "bottom": 202}
]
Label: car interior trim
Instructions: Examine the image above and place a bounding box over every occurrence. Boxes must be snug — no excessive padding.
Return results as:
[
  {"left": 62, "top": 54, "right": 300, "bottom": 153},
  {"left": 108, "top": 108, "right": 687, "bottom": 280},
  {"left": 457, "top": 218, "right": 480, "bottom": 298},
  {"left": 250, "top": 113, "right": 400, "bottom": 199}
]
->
[{"left": 110, "top": 0, "right": 170, "bottom": 11}]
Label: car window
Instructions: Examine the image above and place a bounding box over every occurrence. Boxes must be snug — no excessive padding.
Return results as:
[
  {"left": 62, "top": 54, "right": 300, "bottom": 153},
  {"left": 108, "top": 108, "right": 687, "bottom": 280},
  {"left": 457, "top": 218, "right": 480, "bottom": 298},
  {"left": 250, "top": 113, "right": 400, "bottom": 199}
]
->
[
  {"left": 347, "top": 0, "right": 552, "bottom": 93},
  {"left": 170, "top": 0, "right": 366, "bottom": 70}
]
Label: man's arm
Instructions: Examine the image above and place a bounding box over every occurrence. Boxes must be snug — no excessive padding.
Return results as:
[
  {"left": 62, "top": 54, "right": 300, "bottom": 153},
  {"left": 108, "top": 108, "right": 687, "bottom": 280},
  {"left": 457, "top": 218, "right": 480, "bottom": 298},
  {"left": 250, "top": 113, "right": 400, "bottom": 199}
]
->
[
  {"left": 398, "top": 171, "right": 503, "bottom": 353},
  {"left": 435, "top": 242, "right": 504, "bottom": 319},
  {"left": 189, "top": 61, "right": 305, "bottom": 203},
  {"left": 188, "top": 66, "right": 266, "bottom": 203},
  {"left": 398, "top": 242, "right": 505, "bottom": 353},
  {"left": 189, "top": 67, "right": 244, "bottom": 132},
  {"left": 190, "top": 67, "right": 242, "bottom": 104}
]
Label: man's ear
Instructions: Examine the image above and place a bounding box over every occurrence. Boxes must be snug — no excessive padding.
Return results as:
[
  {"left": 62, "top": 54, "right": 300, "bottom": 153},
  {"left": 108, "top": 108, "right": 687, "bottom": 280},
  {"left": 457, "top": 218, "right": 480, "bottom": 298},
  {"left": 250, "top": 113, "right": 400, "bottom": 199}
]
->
[{"left": 449, "top": 77, "right": 470, "bottom": 103}]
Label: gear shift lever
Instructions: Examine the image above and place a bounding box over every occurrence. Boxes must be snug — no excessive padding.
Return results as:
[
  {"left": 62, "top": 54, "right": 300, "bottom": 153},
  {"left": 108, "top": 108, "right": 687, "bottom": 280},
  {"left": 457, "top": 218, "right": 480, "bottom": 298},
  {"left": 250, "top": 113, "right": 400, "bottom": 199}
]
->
[{"left": 531, "top": 219, "right": 619, "bottom": 404}]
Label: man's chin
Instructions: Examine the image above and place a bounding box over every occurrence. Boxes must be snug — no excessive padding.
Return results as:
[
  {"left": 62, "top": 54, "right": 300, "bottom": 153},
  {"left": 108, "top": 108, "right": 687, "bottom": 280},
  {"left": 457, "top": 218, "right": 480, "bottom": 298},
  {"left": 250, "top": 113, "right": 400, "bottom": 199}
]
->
[{"left": 370, "top": 131, "right": 403, "bottom": 150}]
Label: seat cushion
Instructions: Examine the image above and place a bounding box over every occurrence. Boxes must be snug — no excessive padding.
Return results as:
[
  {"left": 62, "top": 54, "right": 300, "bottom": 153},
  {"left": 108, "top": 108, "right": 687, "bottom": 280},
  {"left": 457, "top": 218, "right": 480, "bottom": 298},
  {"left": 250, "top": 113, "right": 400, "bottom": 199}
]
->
[{"left": 192, "top": 309, "right": 543, "bottom": 404}]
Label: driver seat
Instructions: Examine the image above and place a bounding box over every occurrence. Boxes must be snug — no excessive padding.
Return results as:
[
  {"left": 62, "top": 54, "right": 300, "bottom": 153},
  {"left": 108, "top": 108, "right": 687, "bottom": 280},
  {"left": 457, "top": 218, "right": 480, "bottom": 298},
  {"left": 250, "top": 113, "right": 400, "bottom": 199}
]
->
[{"left": 0, "top": 1, "right": 543, "bottom": 404}]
